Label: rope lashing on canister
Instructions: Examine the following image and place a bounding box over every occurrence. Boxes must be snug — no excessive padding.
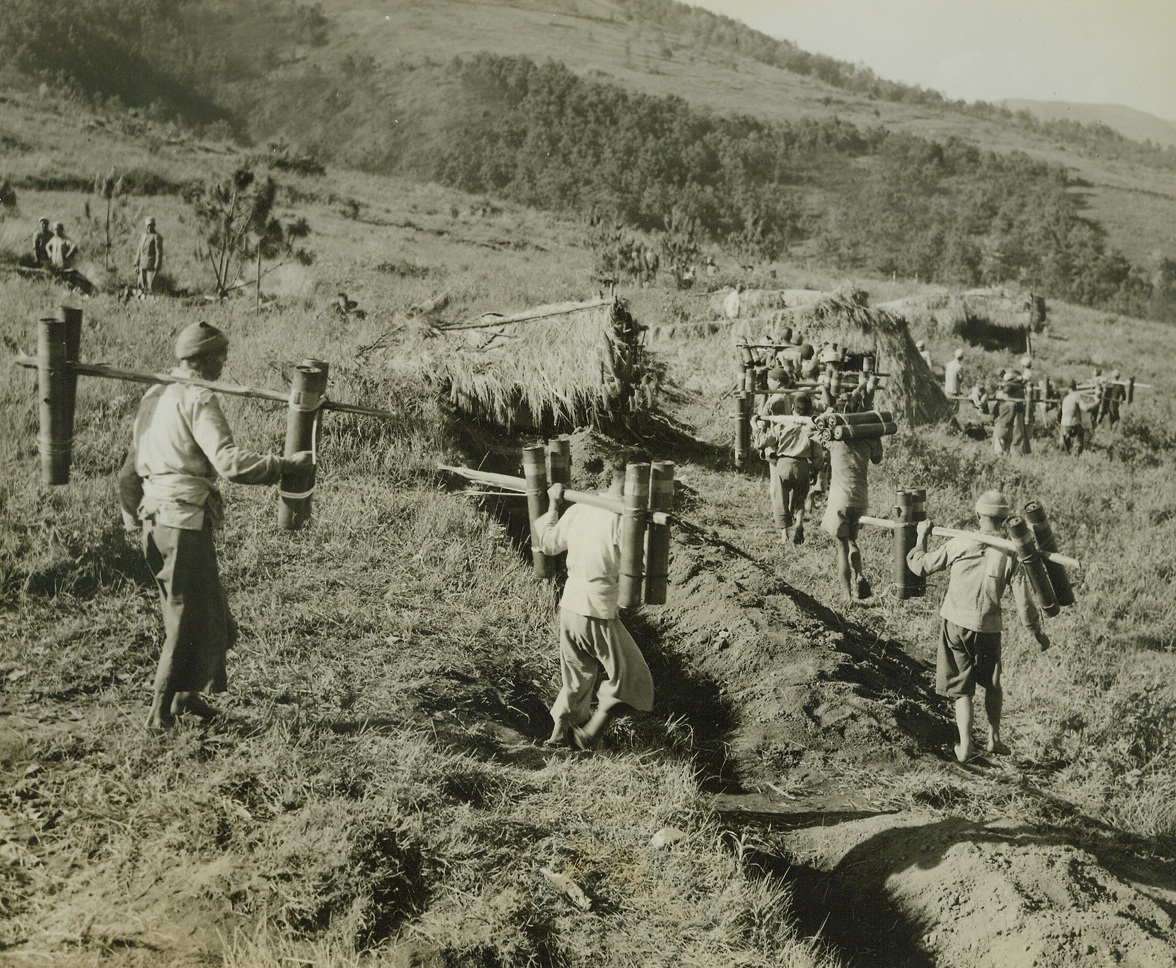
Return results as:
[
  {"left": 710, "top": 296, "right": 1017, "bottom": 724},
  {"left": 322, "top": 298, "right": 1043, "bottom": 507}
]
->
[{"left": 278, "top": 360, "right": 329, "bottom": 529}]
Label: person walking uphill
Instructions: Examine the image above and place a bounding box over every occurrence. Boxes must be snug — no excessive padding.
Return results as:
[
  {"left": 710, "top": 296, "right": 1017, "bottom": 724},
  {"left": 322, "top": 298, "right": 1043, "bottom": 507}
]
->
[
  {"left": 532, "top": 450, "right": 654, "bottom": 751},
  {"left": 118, "top": 322, "right": 312, "bottom": 730},
  {"left": 821, "top": 429, "right": 883, "bottom": 602},
  {"left": 907, "top": 491, "right": 1050, "bottom": 763}
]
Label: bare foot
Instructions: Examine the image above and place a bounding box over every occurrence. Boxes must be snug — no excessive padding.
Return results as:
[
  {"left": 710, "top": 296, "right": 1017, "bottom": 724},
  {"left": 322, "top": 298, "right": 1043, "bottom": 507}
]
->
[
  {"left": 954, "top": 742, "right": 974, "bottom": 763},
  {"left": 987, "top": 738, "right": 1011, "bottom": 755},
  {"left": 173, "top": 693, "right": 220, "bottom": 721},
  {"left": 570, "top": 725, "right": 598, "bottom": 753}
]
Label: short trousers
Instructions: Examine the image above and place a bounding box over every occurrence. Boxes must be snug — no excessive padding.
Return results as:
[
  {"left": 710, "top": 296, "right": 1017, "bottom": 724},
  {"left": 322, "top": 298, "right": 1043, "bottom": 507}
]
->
[
  {"left": 820, "top": 503, "right": 862, "bottom": 540},
  {"left": 936, "top": 619, "right": 1001, "bottom": 698}
]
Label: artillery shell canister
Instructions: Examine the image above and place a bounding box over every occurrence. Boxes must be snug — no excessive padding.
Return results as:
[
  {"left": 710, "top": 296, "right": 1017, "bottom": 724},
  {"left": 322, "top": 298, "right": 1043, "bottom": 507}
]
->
[
  {"left": 1006, "top": 515, "right": 1060, "bottom": 617},
  {"left": 37, "top": 316, "right": 71, "bottom": 486},
  {"left": 522, "top": 445, "right": 554, "bottom": 580},
  {"left": 279, "top": 361, "right": 329, "bottom": 531},
  {"left": 892, "top": 488, "right": 926, "bottom": 599},
  {"left": 547, "top": 436, "right": 571, "bottom": 488},
  {"left": 618, "top": 462, "right": 650, "bottom": 608},
  {"left": 644, "top": 461, "right": 675, "bottom": 605},
  {"left": 1023, "top": 501, "right": 1074, "bottom": 607}
]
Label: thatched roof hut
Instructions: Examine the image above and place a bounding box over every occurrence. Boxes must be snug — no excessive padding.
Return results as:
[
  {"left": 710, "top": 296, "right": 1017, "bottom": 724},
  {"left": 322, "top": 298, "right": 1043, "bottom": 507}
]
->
[
  {"left": 730, "top": 287, "right": 954, "bottom": 426},
  {"left": 878, "top": 287, "right": 1046, "bottom": 336},
  {"left": 428, "top": 296, "right": 646, "bottom": 429}
]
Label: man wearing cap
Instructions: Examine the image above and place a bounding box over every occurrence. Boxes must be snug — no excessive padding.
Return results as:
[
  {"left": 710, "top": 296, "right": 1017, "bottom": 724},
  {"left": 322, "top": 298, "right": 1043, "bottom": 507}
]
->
[
  {"left": 532, "top": 448, "right": 654, "bottom": 752},
  {"left": 135, "top": 216, "right": 164, "bottom": 293},
  {"left": 118, "top": 322, "right": 312, "bottom": 729},
  {"left": 907, "top": 491, "right": 1050, "bottom": 762},
  {"left": 32, "top": 217, "right": 53, "bottom": 267},
  {"left": 821, "top": 426, "right": 883, "bottom": 601},
  {"left": 916, "top": 340, "right": 933, "bottom": 370}
]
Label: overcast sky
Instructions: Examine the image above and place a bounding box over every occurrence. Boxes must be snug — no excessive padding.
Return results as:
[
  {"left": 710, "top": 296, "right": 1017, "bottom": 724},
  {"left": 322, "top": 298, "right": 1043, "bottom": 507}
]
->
[{"left": 690, "top": 0, "right": 1176, "bottom": 123}]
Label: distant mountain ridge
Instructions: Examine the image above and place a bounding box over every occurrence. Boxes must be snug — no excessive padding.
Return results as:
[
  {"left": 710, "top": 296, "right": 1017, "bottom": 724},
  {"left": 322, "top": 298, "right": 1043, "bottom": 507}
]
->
[{"left": 1004, "top": 99, "right": 1176, "bottom": 148}]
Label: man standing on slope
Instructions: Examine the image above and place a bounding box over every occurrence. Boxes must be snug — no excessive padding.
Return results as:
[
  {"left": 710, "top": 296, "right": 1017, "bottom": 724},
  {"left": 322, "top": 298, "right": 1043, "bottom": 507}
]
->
[
  {"left": 118, "top": 322, "right": 312, "bottom": 729},
  {"left": 907, "top": 491, "right": 1050, "bottom": 763},
  {"left": 136, "top": 216, "right": 164, "bottom": 294},
  {"left": 533, "top": 449, "right": 654, "bottom": 751}
]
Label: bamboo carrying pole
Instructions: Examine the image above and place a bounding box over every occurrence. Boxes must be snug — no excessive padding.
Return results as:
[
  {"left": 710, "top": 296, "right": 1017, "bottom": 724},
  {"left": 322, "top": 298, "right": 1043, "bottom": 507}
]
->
[
  {"left": 645, "top": 461, "right": 674, "bottom": 605},
  {"left": 37, "top": 317, "right": 72, "bottom": 485},
  {"left": 278, "top": 360, "right": 329, "bottom": 530},
  {"left": 1023, "top": 501, "right": 1074, "bottom": 607},
  {"left": 438, "top": 465, "right": 629, "bottom": 516},
  {"left": 1006, "top": 516, "right": 1060, "bottom": 616},
  {"left": 892, "top": 488, "right": 926, "bottom": 600},
  {"left": 619, "top": 463, "right": 650, "bottom": 608},
  {"left": 521, "top": 445, "right": 555, "bottom": 579},
  {"left": 858, "top": 517, "right": 1081, "bottom": 571},
  {"left": 13, "top": 355, "right": 399, "bottom": 419}
]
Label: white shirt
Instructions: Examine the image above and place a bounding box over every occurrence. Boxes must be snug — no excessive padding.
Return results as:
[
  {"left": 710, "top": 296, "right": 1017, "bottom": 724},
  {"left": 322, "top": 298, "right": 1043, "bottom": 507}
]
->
[
  {"left": 944, "top": 358, "right": 963, "bottom": 395},
  {"left": 534, "top": 501, "right": 623, "bottom": 620},
  {"left": 125, "top": 369, "right": 283, "bottom": 530}
]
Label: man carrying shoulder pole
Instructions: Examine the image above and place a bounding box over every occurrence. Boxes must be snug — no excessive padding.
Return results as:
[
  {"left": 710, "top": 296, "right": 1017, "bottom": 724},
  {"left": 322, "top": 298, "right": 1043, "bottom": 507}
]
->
[
  {"left": 906, "top": 491, "right": 1051, "bottom": 763},
  {"left": 532, "top": 448, "right": 654, "bottom": 752},
  {"left": 118, "top": 321, "right": 312, "bottom": 730}
]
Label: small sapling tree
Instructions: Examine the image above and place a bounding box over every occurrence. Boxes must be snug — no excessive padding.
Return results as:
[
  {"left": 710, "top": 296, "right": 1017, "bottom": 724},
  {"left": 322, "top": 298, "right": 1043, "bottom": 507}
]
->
[{"left": 188, "top": 166, "right": 312, "bottom": 304}]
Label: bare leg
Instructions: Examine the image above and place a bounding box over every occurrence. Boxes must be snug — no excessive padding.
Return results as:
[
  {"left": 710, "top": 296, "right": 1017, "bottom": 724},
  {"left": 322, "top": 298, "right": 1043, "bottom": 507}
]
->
[
  {"left": 848, "top": 539, "right": 869, "bottom": 598},
  {"left": 835, "top": 539, "right": 854, "bottom": 600},
  {"left": 146, "top": 690, "right": 177, "bottom": 729},
  {"left": 985, "top": 663, "right": 1007, "bottom": 753},
  {"left": 954, "top": 696, "right": 974, "bottom": 762}
]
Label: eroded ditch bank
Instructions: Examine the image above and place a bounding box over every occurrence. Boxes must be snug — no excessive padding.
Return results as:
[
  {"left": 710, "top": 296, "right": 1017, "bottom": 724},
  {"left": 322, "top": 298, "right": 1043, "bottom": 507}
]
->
[{"left": 453, "top": 422, "right": 1176, "bottom": 968}]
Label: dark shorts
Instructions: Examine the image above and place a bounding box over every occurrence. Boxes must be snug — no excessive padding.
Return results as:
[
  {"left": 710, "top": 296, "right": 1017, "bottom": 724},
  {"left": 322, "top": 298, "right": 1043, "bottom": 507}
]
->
[
  {"left": 820, "top": 503, "right": 862, "bottom": 540},
  {"left": 936, "top": 619, "right": 1001, "bottom": 698}
]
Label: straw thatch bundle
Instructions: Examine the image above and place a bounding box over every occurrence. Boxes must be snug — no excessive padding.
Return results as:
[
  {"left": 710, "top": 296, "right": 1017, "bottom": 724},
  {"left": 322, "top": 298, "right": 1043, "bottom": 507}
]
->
[
  {"left": 732, "top": 287, "right": 954, "bottom": 426},
  {"left": 878, "top": 287, "right": 1045, "bottom": 335},
  {"left": 428, "top": 297, "right": 644, "bottom": 429},
  {"left": 708, "top": 287, "right": 825, "bottom": 319}
]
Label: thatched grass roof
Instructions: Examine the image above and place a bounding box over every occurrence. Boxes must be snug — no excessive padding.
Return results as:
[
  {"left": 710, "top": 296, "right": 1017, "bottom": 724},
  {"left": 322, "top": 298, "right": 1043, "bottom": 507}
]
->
[
  {"left": 427, "top": 297, "right": 641, "bottom": 429},
  {"left": 731, "top": 287, "right": 954, "bottom": 426},
  {"left": 879, "top": 287, "right": 1046, "bottom": 334}
]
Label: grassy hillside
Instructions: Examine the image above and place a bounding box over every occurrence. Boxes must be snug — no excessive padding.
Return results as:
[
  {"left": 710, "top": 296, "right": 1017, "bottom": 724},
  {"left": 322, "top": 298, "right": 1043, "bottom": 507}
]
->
[
  {"left": 2, "top": 89, "right": 1176, "bottom": 967},
  {"left": 2, "top": 0, "right": 1176, "bottom": 321},
  {"left": 1005, "top": 99, "right": 1176, "bottom": 150}
]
